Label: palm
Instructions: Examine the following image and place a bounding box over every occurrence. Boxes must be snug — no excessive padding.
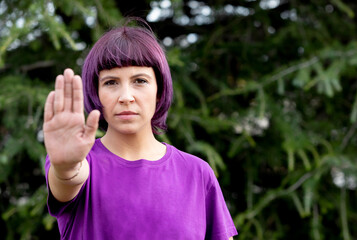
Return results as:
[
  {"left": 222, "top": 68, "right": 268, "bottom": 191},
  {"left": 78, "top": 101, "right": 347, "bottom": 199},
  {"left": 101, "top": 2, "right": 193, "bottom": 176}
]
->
[
  {"left": 44, "top": 111, "right": 87, "bottom": 164},
  {"left": 43, "top": 69, "right": 100, "bottom": 167}
]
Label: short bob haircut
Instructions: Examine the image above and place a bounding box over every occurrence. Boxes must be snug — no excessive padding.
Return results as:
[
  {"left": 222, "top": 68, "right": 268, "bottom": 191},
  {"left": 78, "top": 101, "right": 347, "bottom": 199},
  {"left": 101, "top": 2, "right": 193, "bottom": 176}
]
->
[{"left": 82, "top": 20, "right": 173, "bottom": 134}]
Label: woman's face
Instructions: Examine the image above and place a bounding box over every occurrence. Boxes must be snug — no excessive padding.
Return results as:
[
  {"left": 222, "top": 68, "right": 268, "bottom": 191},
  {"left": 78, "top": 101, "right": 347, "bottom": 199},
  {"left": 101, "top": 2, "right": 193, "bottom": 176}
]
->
[{"left": 98, "top": 66, "right": 158, "bottom": 135}]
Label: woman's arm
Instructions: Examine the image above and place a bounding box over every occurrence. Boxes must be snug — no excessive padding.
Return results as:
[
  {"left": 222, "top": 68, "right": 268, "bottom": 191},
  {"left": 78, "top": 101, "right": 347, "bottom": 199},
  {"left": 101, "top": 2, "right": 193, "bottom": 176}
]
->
[{"left": 44, "top": 68, "right": 100, "bottom": 202}]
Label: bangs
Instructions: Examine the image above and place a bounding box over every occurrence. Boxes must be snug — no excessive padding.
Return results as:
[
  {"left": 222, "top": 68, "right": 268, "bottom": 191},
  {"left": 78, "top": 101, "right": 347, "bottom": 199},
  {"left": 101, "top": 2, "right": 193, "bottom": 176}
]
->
[{"left": 94, "top": 29, "right": 159, "bottom": 76}]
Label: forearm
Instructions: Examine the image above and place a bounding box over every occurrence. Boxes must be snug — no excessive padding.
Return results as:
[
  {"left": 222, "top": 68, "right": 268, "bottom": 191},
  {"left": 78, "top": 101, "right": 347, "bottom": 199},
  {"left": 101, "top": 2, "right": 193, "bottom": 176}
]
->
[{"left": 48, "top": 159, "right": 89, "bottom": 202}]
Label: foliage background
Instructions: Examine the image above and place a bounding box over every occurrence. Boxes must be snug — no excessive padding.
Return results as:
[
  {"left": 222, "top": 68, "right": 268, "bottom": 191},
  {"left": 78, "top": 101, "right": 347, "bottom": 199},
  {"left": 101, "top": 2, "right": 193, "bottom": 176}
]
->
[{"left": 1, "top": 0, "right": 357, "bottom": 239}]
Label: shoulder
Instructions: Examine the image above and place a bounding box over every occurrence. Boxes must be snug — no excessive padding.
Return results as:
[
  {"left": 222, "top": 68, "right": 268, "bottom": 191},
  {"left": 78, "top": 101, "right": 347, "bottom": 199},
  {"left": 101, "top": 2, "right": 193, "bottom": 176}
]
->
[
  {"left": 167, "top": 143, "right": 212, "bottom": 169},
  {"left": 166, "top": 143, "right": 217, "bottom": 188}
]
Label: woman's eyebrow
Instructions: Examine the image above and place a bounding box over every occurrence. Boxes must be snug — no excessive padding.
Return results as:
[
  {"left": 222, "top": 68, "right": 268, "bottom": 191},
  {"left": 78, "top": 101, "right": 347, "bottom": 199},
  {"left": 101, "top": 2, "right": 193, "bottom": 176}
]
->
[
  {"left": 131, "top": 73, "right": 152, "bottom": 79},
  {"left": 99, "top": 76, "right": 120, "bottom": 82}
]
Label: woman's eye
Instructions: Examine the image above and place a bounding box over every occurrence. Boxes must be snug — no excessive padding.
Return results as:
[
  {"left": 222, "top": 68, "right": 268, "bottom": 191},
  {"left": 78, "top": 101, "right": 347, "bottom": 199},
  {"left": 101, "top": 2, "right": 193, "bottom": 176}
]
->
[
  {"left": 135, "top": 78, "right": 148, "bottom": 84},
  {"left": 104, "top": 80, "right": 117, "bottom": 86}
]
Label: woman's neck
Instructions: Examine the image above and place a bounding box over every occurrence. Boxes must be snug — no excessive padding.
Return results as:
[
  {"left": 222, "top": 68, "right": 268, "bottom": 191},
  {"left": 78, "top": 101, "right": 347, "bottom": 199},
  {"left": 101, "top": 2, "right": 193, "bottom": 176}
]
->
[{"left": 100, "top": 128, "right": 166, "bottom": 161}]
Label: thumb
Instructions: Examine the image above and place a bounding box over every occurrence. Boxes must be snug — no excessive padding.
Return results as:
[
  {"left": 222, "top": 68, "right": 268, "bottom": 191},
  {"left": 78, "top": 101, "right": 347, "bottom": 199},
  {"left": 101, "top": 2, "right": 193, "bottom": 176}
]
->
[{"left": 83, "top": 110, "right": 100, "bottom": 139}]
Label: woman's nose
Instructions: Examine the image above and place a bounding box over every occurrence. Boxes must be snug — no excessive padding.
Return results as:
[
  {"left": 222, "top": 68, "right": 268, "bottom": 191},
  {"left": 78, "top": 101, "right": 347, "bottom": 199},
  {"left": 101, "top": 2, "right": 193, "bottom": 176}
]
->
[{"left": 118, "top": 87, "right": 135, "bottom": 104}]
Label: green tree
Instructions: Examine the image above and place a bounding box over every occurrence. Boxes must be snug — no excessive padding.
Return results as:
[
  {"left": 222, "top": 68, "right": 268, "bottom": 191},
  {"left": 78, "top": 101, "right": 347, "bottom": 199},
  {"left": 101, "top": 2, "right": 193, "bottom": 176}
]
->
[{"left": 1, "top": 0, "right": 357, "bottom": 239}]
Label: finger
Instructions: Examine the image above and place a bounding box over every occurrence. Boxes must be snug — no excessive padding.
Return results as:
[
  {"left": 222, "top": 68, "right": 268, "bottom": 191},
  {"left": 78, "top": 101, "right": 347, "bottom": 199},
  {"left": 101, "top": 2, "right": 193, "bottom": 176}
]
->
[
  {"left": 83, "top": 110, "right": 100, "bottom": 139},
  {"left": 44, "top": 91, "right": 55, "bottom": 122},
  {"left": 54, "top": 75, "right": 64, "bottom": 113},
  {"left": 63, "top": 68, "right": 74, "bottom": 111},
  {"left": 72, "top": 75, "right": 84, "bottom": 113}
]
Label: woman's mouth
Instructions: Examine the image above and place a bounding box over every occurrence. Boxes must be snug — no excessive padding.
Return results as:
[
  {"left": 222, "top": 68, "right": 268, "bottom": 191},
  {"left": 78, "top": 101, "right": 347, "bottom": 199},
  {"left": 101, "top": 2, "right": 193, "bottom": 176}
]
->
[{"left": 115, "top": 111, "right": 138, "bottom": 120}]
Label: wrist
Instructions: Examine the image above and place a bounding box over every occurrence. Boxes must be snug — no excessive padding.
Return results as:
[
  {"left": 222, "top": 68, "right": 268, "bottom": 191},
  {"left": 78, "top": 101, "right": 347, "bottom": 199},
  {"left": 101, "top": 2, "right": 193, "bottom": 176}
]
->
[{"left": 52, "top": 160, "right": 83, "bottom": 181}]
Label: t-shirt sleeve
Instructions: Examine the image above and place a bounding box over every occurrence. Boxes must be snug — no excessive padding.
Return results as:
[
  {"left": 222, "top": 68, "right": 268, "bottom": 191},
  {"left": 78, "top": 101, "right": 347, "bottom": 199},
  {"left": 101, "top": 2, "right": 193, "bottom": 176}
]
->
[
  {"left": 44, "top": 155, "right": 86, "bottom": 217},
  {"left": 205, "top": 168, "right": 238, "bottom": 240}
]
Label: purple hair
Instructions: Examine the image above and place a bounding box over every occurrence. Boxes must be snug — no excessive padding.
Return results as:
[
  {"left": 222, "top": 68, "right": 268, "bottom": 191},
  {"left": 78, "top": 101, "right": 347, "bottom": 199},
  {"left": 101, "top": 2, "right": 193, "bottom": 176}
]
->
[{"left": 82, "top": 22, "right": 173, "bottom": 134}]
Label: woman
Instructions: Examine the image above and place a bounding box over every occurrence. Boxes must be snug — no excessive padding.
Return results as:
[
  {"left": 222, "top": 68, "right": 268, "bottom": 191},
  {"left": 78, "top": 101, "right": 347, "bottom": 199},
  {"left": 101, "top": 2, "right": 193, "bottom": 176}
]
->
[{"left": 44, "top": 19, "right": 238, "bottom": 240}]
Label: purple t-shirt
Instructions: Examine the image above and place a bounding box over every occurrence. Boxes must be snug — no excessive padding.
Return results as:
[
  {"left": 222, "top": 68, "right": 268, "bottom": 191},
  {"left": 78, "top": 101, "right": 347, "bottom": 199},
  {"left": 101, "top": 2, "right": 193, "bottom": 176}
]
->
[{"left": 45, "top": 139, "right": 238, "bottom": 240}]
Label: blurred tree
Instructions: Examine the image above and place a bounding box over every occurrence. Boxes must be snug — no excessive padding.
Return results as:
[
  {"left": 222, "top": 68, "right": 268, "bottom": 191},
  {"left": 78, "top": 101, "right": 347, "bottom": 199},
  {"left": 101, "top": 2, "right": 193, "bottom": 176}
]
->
[{"left": 1, "top": 0, "right": 357, "bottom": 239}]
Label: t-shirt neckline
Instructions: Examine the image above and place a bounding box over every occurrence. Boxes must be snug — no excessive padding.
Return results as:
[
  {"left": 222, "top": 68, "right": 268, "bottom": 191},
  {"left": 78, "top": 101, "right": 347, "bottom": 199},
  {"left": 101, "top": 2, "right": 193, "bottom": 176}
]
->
[{"left": 95, "top": 138, "right": 171, "bottom": 167}]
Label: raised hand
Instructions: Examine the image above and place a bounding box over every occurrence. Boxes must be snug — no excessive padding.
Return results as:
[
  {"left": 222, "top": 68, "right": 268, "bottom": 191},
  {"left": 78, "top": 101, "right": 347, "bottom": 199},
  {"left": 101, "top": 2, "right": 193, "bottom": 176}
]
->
[{"left": 43, "top": 69, "right": 100, "bottom": 178}]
